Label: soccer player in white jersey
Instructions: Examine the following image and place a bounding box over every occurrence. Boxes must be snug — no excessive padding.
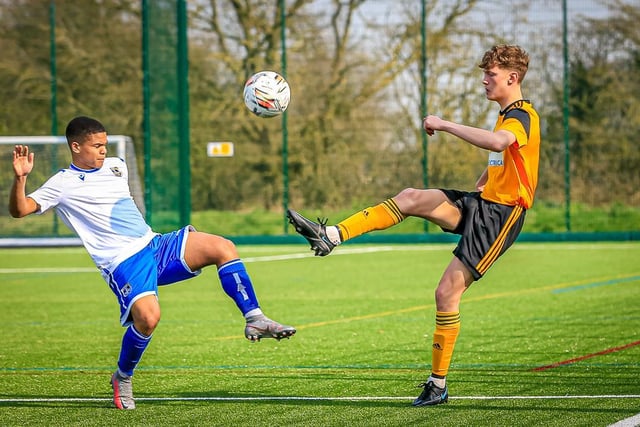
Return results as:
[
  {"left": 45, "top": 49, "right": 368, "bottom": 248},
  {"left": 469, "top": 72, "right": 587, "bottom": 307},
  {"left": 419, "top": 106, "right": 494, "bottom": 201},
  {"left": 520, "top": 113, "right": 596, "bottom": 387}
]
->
[{"left": 9, "top": 116, "right": 296, "bottom": 410}]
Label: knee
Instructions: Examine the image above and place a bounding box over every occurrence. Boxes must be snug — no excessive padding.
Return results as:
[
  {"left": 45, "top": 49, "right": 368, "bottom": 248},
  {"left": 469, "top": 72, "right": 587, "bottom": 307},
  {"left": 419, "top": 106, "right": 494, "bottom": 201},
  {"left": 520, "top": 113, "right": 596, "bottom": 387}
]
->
[
  {"left": 394, "top": 188, "right": 422, "bottom": 211},
  {"left": 133, "top": 308, "right": 161, "bottom": 336},
  {"left": 396, "top": 187, "right": 421, "bottom": 200},
  {"left": 434, "top": 284, "right": 448, "bottom": 307},
  {"left": 434, "top": 279, "right": 461, "bottom": 312},
  {"left": 135, "top": 314, "right": 159, "bottom": 336},
  {"left": 215, "top": 235, "right": 239, "bottom": 263},
  {"left": 187, "top": 232, "right": 240, "bottom": 269}
]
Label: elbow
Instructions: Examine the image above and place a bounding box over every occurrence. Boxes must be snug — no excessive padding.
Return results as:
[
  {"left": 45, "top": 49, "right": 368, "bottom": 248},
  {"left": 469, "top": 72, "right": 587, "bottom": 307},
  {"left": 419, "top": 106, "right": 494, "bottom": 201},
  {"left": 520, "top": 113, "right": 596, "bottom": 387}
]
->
[
  {"left": 9, "top": 208, "right": 24, "bottom": 218},
  {"left": 9, "top": 204, "right": 30, "bottom": 218},
  {"left": 9, "top": 197, "right": 37, "bottom": 218},
  {"left": 488, "top": 139, "right": 513, "bottom": 152},
  {"left": 490, "top": 131, "right": 516, "bottom": 152},
  {"left": 495, "top": 143, "right": 511, "bottom": 152}
]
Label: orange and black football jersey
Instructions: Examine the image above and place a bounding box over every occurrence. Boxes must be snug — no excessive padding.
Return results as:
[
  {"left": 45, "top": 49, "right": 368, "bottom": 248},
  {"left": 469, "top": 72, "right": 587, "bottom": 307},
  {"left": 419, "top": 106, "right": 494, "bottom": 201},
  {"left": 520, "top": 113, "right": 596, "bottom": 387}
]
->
[{"left": 481, "top": 99, "right": 540, "bottom": 209}]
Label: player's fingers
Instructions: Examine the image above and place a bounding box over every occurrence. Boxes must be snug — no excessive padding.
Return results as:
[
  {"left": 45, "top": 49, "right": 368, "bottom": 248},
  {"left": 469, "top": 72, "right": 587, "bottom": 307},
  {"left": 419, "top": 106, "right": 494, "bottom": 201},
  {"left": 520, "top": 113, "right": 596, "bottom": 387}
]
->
[{"left": 14, "top": 145, "right": 27, "bottom": 156}]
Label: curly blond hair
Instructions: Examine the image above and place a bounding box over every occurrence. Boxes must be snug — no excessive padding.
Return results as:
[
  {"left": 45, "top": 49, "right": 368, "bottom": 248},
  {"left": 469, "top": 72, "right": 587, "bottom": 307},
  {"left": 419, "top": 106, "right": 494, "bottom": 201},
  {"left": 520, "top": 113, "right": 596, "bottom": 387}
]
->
[{"left": 479, "top": 45, "right": 529, "bottom": 82}]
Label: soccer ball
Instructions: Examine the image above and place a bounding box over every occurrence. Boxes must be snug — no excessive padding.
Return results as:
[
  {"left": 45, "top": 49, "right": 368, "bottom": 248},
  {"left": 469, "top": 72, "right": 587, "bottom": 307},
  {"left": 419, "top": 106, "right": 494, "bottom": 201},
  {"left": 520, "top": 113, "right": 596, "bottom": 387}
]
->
[{"left": 243, "top": 71, "right": 291, "bottom": 118}]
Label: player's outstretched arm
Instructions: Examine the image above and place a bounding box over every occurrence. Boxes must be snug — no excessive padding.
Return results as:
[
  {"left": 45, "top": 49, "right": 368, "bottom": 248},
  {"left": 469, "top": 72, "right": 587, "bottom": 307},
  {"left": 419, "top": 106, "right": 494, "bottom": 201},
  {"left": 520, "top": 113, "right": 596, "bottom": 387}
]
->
[
  {"left": 9, "top": 145, "right": 39, "bottom": 218},
  {"left": 423, "top": 115, "right": 514, "bottom": 152}
]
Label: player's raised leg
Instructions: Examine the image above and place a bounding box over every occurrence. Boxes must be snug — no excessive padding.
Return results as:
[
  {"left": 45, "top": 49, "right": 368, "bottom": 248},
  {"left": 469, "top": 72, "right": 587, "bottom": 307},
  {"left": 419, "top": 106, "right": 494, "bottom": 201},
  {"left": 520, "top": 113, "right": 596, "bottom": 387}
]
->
[
  {"left": 287, "top": 198, "right": 405, "bottom": 256},
  {"left": 185, "top": 231, "right": 296, "bottom": 341},
  {"left": 286, "top": 210, "right": 337, "bottom": 256},
  {"left": 288, "top": 189, "right": 461, "bottom": 257}
]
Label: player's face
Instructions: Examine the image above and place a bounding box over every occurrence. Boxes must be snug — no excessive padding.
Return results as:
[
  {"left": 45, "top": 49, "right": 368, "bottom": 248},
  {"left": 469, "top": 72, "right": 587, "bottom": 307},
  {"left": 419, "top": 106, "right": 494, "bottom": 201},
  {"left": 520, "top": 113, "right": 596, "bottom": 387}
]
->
[
  {"left": 71, "top": 132, "right": 108, "bottom": 170},
  {"left": 482, "top": 66, "right": 511, "bottom": 103}
]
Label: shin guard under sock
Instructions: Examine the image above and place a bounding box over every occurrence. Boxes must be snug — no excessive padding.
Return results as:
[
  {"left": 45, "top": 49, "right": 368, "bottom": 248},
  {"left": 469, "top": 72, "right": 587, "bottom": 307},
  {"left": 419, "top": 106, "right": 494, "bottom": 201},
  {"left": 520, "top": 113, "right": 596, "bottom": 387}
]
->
[
  {"left": 336, "top": 199, "right": 405, "bottom": 241},
  {"left": 430, "top": 311, "right": 461, "bottom": 377},
  {"left": 117, "top": 325, "right": 152, "bottom": 377},
  {"left": 218, "top": 259, "right": 260, "bottom": 315}
]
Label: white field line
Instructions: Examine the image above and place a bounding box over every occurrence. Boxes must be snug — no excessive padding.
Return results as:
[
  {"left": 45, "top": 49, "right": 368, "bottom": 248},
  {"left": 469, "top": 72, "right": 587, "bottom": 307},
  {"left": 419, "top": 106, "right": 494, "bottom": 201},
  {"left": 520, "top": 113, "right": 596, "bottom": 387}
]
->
[
  {"left": 0, "top": 246, "right": 425, "bottom": 273},
  {"left": 1, "top": 242, "right": 639, "bottom": 273},
  {"left": 244, "top": 246, "right": 404, "bottom": 262},
  {"left": 1, "top": 394, "right": 639, "bottom": 404}
]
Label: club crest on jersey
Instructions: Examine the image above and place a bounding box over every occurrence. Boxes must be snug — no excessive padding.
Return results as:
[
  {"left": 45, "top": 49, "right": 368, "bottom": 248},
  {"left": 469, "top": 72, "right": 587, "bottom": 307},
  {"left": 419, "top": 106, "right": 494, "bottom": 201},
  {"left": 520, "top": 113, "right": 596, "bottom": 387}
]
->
[{"left": 110, "top": 167, "right": 123, "bottom": 177}]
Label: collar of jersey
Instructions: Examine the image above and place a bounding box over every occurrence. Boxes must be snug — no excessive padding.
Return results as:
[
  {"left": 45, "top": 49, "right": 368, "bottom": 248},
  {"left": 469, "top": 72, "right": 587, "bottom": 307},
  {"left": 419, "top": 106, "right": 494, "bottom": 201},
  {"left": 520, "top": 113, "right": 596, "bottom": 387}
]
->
[
  {"left": 499, "top": 99, "right": 531, "bottom": 115},
  {"left": 70, "top": 163, "right": 100, "bottom": 173}
]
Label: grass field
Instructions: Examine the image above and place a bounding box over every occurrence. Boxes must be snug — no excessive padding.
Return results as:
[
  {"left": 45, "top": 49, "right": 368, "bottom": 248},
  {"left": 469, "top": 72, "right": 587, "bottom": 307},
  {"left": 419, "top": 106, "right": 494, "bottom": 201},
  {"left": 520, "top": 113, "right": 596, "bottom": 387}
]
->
[{"left": 1, "top": 242, "right": 639, "bottom": 426}]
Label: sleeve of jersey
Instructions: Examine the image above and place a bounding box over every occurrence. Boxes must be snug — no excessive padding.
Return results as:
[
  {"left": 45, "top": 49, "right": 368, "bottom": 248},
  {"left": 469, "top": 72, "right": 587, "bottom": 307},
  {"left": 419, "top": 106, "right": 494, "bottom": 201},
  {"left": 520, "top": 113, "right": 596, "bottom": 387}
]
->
[
  {"left": 501, "top": 109, "right": 531, "bottom": 148},
  {"left": 27, "top": 173, "right": 64, "bottom": 215}
]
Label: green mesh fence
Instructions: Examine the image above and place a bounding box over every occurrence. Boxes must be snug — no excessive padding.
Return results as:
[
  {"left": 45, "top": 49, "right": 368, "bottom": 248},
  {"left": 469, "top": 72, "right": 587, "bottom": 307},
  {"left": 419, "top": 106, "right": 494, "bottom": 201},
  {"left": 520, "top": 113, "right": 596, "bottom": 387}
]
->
[
  {"left": 0, "top": 1, "right": 637, "bottom": 241},
  {"left": 142, "top": 0, "right": 190, "bottom": 233}
]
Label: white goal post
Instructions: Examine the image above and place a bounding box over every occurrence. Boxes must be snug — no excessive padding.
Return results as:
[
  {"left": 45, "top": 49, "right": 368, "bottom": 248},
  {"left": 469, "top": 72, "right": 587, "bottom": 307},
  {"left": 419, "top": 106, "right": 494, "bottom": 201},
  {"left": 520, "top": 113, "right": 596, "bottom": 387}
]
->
[
  {"left": 0, "top": 135, "right": 130, "bottom": 158},
  {"left": 0, "top": 135, "right": 144, "bottom": 247}
]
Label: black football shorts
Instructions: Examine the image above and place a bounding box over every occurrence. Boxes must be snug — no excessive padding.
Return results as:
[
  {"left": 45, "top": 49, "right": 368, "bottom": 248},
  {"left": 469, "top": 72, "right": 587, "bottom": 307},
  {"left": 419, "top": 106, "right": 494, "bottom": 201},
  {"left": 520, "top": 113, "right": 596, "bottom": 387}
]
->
[{"left": 439, "top": 189, "right": 526, "bottom": 280}]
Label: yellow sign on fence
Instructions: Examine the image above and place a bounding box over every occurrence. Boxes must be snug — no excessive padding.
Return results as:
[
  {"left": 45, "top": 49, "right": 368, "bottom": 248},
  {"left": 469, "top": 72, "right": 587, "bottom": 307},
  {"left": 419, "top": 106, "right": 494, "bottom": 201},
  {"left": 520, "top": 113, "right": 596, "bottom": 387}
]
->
[{"left": 206, "top": 142, "right": 234, "bottom": 157}]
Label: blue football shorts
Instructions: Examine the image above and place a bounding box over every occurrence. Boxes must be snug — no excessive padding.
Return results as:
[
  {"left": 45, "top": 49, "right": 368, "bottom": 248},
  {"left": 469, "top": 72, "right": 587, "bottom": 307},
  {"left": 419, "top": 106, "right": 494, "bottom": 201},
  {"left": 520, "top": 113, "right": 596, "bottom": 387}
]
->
[{"left": 100, "top": 225, "right": 201, "bottom": 326}]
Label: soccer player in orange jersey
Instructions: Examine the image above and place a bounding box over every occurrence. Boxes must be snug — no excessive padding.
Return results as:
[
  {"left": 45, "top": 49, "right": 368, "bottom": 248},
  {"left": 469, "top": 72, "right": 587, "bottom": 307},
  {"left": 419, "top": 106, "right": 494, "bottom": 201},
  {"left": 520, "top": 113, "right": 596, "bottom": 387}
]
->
[{"left": 287, "top": 44, "right": 540, "bottom": 406}]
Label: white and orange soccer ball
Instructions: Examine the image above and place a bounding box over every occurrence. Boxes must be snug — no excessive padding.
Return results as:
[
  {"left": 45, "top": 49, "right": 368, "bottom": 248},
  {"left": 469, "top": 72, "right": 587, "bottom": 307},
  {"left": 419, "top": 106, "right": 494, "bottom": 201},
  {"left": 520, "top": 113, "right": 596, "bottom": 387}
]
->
[{"left": 243, "top": 71, "right": 291, "bottom": 118}]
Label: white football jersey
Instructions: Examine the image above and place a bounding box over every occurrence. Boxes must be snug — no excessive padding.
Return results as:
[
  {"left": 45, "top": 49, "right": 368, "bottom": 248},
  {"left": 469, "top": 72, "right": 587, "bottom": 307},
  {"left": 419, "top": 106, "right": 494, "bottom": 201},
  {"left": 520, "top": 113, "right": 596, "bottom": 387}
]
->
[{"left": 29, "top": 157, "right": 156, "bottom": 270}]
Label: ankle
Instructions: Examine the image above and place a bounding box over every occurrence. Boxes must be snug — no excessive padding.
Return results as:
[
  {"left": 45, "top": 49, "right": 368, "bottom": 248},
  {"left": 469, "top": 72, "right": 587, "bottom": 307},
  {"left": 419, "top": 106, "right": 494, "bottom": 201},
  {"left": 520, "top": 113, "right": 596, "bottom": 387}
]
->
[
  {"left": 428, "top": 374, "right": 446, "bottom": 388},
  {"left": 326, "top": 226, "right": 342, "bottom": 245},
  {"left": 244, "top": 308, "right": 263, "bottom": 319}
]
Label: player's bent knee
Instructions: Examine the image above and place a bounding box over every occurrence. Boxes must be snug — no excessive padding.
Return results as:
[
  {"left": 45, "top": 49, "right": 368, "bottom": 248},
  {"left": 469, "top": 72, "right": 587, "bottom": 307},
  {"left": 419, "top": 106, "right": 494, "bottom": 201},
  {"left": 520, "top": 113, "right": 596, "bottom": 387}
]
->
[
  {"left": 131, "top": 295, "right": 161, "bottom": 335},
  {"left": 393, "top": 188, "right": 419, "bottom": 211},
  {"left": 212, "top": 235, "right": 239, "bottom": 261},
  {"left": 187, "top": 232, "right": 239, "bottom": 266},
  {"left": 395, "top": 187, "right": 419, "bottom": 200},
  {"left": 134, "top": 312, "right": 160, "bottom": 336},
  {"left": 395, "top": 188, "right": 441, "bottom": 215}
]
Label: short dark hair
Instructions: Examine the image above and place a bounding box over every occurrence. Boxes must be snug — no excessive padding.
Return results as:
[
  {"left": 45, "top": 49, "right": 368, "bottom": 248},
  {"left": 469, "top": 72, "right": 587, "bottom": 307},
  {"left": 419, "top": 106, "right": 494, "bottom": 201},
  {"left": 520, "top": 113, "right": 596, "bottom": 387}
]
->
[{"left": 65, "top": 116, "right": 106, "bottom": 146}]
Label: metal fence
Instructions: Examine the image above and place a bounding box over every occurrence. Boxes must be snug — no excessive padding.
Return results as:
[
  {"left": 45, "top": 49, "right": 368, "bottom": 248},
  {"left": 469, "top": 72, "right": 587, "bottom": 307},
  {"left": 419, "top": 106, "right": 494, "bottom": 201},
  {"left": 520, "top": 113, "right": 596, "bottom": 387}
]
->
[{"left": 0, "top": 0, "right": 638, "bottom": 241}]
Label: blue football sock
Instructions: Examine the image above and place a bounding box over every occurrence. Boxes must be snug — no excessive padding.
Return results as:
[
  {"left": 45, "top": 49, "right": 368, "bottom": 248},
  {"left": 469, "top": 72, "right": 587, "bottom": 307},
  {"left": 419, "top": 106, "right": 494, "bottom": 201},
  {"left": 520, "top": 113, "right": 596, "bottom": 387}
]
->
[
  {"left": 218, "top": 259, "right": 260, "bottom": 316},
  {"left": 117, "top": 325, "right": 152, "bottom": 377}
]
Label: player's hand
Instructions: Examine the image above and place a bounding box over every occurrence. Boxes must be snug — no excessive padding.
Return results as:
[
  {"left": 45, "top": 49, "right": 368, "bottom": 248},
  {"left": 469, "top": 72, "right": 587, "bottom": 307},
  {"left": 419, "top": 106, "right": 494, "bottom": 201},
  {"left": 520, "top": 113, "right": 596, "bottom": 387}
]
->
[
  {"left": 13, "top": 145, "right": 35, "bottom": 178},
  {"left": 422, "top": 115, "right": 444, "bottom": 136}
]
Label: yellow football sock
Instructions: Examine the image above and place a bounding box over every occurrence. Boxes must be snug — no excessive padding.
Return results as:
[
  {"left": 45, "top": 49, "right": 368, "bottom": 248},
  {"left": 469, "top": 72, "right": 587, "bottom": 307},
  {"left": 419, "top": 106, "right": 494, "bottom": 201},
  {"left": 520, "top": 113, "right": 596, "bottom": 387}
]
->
[
  {"left": 336, "top": 199, "right": 405, "bottom": 241},
  {"left": 431, "top": 311, "right": 461, "bottom": 377}
]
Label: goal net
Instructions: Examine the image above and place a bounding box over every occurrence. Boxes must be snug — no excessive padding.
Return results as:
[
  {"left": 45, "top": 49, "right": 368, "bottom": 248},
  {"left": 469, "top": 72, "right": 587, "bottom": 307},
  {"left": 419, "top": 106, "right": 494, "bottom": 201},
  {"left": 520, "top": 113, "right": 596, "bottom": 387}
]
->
[{"left": 0, "top": 135, "right": 144, "bottom": 246}]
